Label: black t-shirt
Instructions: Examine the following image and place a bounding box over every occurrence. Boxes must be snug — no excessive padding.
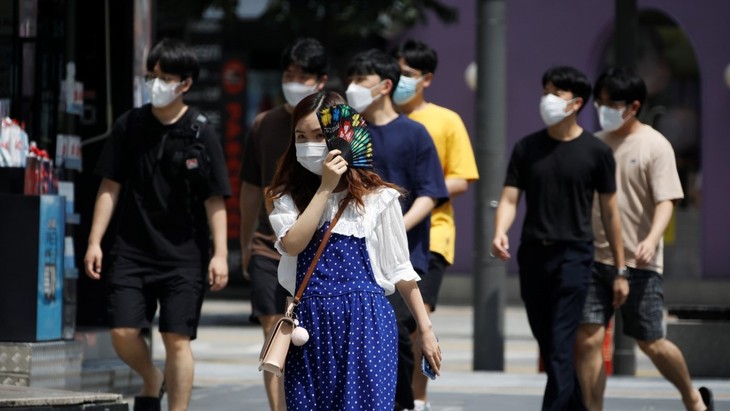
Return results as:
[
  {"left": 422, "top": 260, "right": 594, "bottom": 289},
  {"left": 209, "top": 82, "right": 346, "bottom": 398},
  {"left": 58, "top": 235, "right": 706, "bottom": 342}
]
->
[
  {"left": 504, "top": 129, "right": 615, "bottom": 243},
  {"left": 239, "top": 105, "right": 291, "bottom": 259},
  {"left": 96, "top": 104, "right": 232, "bottom": 267}
]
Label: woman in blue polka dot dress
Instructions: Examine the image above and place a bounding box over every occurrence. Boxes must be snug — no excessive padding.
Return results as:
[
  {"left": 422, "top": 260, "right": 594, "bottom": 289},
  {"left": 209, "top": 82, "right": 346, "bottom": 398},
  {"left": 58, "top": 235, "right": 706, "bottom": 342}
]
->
[{"left": 266, "top": 91, "right": 441, "bottom": 411}]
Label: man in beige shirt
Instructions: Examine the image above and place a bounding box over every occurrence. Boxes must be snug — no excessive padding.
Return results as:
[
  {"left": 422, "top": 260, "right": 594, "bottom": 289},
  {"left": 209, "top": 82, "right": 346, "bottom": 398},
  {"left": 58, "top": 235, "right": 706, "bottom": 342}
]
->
[{"left": 576, "top": 67, "right": 713, "bottom": 411}]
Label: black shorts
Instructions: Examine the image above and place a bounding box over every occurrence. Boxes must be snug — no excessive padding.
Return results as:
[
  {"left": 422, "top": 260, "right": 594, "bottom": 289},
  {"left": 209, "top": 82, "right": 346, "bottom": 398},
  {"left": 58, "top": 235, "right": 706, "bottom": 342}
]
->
[
  {"left": 106, "top": 255, "right": 206, "bottom": 340},
  {"left": 249, "top": 255, "right": 290, "bottom": 323},
  {"left": 581, "top": 262, "right": 665, "bottom": 341},
  {"left": 418, "top": 252, "right": 448, "bottom": 311}
]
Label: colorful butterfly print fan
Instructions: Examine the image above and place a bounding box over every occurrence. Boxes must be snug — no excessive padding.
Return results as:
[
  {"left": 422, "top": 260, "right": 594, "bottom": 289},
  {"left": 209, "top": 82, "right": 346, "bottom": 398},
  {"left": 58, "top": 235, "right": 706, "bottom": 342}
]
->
[{"left": 317, "top": 104, "right": 373, "bottom": 169}]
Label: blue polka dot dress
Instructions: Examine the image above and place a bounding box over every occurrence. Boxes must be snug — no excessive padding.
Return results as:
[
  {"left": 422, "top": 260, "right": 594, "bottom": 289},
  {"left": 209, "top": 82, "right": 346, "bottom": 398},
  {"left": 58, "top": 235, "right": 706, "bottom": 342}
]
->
[{"left": 284, "top": 220, "right": 398, "bottom": 411}]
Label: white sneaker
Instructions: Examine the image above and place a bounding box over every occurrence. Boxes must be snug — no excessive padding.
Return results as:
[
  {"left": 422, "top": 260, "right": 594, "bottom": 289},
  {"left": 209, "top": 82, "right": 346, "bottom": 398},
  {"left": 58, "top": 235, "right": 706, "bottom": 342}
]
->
[{"left": 413, "top": 400, "right": 431, "bottom": 411}]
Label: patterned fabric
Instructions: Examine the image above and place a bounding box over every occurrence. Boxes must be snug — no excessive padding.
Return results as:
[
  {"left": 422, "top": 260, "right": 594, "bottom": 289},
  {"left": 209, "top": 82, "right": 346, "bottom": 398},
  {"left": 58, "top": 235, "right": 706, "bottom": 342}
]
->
[
  {"left": 270, "top": 190, "right": 419, "bottom": 297},
  {"left": 581, "top": 262, "right": 665, "bottom": 341},
  {"left": 317, "top": 104, "right": 373, "bottom": 169},
  {"left": 284, "top": 222, "right": 398, "bottom": 410}
]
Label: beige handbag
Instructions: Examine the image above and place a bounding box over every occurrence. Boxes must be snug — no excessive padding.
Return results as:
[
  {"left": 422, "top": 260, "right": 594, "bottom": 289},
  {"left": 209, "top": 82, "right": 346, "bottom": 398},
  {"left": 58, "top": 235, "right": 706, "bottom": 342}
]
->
[
  {"left": 258, "top": 207, "right": 345, "bottom": 377},
  {"left": 258, "top": 298, "right": 297, "bottom": 376}
]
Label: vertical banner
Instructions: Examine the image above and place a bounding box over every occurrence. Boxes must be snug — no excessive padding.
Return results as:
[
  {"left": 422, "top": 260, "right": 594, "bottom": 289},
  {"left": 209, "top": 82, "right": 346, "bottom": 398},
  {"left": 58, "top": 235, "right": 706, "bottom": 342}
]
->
[
  {"left": 185, "top": 19, "right": 223, "bottom": 136},
  {"left": 220, "top": 56, "right": 246, "bottom": 240},
  {"left": 36, "top": 195, "right": 64, "bottom": 341},
  {"left": 185, "top": 19, "right": 246, "bottom": 241}
]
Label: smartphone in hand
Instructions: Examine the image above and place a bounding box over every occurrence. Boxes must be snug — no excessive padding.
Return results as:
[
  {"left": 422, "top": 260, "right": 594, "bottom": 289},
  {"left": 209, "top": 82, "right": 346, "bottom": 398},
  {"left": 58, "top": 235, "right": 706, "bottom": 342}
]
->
[{"left": 421, "top": 355, "right": 437, "bottom": 380}]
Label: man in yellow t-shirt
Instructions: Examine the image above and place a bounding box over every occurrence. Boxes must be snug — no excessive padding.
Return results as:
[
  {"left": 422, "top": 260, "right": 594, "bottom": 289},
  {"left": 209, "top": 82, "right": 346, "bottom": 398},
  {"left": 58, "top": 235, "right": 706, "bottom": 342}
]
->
[{"left": 392, "top": 39, "right": 479, "bottom": 411}]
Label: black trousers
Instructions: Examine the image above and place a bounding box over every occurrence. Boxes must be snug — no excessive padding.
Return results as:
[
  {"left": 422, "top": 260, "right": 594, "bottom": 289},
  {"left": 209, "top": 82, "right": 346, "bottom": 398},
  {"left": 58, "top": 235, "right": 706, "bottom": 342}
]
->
[{"left": 518, "top": 240, "right": 593, "bottom": 411}]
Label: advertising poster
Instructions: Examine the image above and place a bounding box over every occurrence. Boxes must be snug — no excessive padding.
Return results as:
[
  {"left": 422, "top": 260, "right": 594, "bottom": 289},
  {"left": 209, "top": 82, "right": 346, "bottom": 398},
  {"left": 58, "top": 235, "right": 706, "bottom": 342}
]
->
[{"left": 36, "top": 195, "right": 64, "bottom": 340}]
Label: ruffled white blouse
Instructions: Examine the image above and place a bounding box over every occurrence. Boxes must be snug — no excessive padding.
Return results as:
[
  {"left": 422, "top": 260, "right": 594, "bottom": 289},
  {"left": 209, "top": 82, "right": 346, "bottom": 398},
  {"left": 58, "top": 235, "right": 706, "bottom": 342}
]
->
[{"left": 269, "top": 187, "right": 420, "bottom": 296}]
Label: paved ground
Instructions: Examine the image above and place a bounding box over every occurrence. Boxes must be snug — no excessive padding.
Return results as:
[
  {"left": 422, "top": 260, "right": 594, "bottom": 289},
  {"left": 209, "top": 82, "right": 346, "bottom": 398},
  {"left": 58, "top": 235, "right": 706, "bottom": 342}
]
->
[{"left": 126, "top": 299, "right": 730, "bottom": 410}]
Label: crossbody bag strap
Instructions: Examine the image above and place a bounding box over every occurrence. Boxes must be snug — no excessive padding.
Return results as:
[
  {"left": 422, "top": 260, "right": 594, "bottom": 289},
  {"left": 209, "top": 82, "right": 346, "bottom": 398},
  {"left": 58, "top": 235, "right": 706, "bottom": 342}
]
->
[{"left": 292, "top": 202, "right": 348, "bottom": 304}]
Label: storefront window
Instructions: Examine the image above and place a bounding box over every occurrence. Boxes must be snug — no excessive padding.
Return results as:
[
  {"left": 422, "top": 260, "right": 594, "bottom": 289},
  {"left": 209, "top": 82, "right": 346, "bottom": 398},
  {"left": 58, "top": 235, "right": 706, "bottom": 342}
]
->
[
  {"left": 19, "top": 0, "right": 38, "bottom": 38},
  {"left": 0, "top": 1, "right": 14, "bottom": 116}
]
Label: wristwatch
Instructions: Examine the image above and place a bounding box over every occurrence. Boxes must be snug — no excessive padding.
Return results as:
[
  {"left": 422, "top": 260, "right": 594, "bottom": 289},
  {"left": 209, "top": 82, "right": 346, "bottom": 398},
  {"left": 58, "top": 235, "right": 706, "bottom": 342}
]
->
[{"left": 616, "top": 266, "right": 630, "bottom": 279}]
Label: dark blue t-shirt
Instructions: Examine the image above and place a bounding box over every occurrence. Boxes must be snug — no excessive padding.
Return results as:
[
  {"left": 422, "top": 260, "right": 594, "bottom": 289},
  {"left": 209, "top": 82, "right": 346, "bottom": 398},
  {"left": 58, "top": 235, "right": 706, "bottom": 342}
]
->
[{"left": 369, "top": 115, "right": 448, "bottom": 274}]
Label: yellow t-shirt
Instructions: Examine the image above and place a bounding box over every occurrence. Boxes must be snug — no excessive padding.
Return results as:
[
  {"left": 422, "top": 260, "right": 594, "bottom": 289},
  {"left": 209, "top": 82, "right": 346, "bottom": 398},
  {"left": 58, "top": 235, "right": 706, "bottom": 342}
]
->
[
  {"left": 592, "top": 124, "right": 684, "bottom": 273},
  {"left": 408, "top": 103, "right": 479, "bottom": 264}
]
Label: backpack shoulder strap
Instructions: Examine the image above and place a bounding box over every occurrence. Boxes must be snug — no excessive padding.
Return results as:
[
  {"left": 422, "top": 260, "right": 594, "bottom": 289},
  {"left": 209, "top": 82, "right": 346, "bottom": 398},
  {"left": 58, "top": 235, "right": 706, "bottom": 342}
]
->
[{"left": 187, "top": 107, "right": 208, "bottom": 140}]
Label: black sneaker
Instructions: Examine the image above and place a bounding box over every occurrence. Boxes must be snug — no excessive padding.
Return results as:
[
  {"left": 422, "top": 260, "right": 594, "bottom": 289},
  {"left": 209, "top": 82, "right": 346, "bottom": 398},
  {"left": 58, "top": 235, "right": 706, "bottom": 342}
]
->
[{"left": 699, "top": 386, "right": 714, "bottom": 411}]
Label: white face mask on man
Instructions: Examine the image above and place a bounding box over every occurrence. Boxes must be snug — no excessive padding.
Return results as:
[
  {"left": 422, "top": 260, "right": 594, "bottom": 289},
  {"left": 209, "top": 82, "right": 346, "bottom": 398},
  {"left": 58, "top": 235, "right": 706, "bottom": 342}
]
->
[
  {"left": 282, "top": 82, "right": 318, "bottom": 107},
  {"left": 146, "top": 78, "right": 183, "bottom": 108},
  {"left": 346, "top": 81, "right": 383, "bottom": 113},
  {"left": 295, "top": 142, "right": 328, "bottom": 175},
  {"left": 596, "top": 104, "right": 627, "bottom": 132},
  {"left": 539, "top": 93, "right": 576, "bottom": 127}
]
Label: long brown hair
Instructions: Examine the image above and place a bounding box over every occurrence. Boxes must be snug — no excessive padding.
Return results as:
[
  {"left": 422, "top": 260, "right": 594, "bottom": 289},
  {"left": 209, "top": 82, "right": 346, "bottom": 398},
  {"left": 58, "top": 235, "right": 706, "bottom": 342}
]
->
[{"left": 266, "top": 91, "right": 403, "bottom": 213}]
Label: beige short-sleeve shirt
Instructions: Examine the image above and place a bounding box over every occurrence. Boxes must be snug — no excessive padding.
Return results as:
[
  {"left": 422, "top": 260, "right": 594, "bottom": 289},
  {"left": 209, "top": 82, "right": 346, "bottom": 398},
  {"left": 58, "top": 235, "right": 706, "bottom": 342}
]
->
[{"left": 592, "top": 124, "right": 684, "bottom": 273}]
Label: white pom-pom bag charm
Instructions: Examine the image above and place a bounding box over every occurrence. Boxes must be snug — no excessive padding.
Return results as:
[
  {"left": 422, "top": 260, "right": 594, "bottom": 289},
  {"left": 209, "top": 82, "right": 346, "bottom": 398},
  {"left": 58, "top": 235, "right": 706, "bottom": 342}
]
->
[{"left": 291, "top": 318, "right": 310, "bottom": 346}]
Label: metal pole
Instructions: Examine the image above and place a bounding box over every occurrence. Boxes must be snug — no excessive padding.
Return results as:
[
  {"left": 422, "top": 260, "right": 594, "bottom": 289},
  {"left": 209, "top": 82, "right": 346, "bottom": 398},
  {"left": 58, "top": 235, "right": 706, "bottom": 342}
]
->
[
  {"left": 612, "top": 0, "right": 638, "bottom": 376},
  {"left": 472, "top": 0, "right": 506, "bottom": 371}
]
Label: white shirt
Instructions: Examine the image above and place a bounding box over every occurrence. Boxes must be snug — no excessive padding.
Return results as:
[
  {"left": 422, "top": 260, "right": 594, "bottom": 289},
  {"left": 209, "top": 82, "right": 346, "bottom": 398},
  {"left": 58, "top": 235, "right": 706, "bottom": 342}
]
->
[{"left": 269, "top": 187, "right": 420, "bottom": 296}]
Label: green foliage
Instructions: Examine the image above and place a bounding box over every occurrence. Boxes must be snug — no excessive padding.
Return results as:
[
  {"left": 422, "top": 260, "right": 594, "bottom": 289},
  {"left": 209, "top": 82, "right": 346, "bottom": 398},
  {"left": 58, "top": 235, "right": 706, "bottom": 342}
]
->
[
  {"left": 157, "top": 0, "right": 457, "bottom": 41},
  {"left": 261, "top": 0, "right": 458, "bottom": 40}
]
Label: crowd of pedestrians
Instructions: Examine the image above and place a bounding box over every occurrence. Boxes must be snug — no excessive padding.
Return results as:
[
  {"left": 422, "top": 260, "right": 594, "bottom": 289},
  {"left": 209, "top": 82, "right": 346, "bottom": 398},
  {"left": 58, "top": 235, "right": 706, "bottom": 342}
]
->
[{"left": 82, "top": 36, "right": 713, "bottom": 411}]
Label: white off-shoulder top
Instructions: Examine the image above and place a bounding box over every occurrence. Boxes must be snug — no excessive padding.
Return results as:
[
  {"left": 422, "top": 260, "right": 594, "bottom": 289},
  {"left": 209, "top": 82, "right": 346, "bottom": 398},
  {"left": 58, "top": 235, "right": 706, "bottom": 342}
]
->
[{"left": 269, "top": 187, "right": 420, "bottom": 296}]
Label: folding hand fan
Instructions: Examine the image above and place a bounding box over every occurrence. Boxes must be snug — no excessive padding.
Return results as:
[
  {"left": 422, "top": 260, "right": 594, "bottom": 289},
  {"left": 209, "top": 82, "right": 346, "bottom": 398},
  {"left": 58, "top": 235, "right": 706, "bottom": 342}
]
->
[{"left": 317, "top": 104, "right": 373, "bottom": 169}]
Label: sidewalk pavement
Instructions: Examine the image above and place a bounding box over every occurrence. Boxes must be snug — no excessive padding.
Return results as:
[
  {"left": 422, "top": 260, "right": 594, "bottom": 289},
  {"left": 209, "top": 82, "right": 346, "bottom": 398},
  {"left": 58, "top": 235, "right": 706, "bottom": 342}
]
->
[{"left": 133, "top": 298, "right": 729, "bottom": 410}]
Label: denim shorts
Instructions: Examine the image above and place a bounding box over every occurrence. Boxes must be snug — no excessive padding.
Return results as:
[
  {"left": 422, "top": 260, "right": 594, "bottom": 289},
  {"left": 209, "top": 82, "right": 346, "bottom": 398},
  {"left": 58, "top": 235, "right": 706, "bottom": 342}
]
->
[{"left": 581, "top": 261, "right": 665, "bottom": 341}]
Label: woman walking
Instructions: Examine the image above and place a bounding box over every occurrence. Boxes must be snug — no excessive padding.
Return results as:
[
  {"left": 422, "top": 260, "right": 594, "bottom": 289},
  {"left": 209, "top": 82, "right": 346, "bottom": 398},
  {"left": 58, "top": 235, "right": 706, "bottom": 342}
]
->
[{"left": 266, "top": 91, "right": 441, "bottom": 410}]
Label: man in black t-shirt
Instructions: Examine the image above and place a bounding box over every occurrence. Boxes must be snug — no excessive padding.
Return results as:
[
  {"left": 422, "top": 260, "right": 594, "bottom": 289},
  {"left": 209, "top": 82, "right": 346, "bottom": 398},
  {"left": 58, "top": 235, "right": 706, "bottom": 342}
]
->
[
  {"left": 238, "top": 38, "right": 328, "bottom": 411},
  {"left": 84, "top": 38, "right": 231, "bottom": 411},
  {"left": 491, "top": 66, "right": 626, "bottom": 411}
]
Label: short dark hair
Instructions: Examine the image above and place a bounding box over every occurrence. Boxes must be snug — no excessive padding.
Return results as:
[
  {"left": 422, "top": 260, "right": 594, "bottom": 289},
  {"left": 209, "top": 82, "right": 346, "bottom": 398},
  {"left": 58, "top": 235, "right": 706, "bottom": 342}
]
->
[
  {"left": 280, "top": 38, "right": 329, "bottom": 77},
  {"left": 542, "top": 66, "right": 592, "bottom": 113},
  {"left": 146, "top": 38, "right": 199, "bottom": 81},
  {"left": 392, "top": 39, "right": 438, "bottom": 74},
  {"left": 594, "top": 67, "right": 647, "bottom": 114},
  {"left": 346, "top": 49, "right": 401, "bottom": 97}
]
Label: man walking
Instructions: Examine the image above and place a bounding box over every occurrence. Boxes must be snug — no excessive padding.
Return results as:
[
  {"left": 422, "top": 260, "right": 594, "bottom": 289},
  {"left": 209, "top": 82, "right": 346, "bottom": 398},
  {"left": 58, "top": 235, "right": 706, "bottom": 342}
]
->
[
  {"left": 576, "top": 67, "right": 714, "bottom": 411},
  {"left": 491, "top": 66, "right": 625, "bottom": 411},
  {"left": 346, "top": 49, "right": 448, "bottom": 411},
  {"left": 84, "top": 38, "right": 231, "bottom": 411}
]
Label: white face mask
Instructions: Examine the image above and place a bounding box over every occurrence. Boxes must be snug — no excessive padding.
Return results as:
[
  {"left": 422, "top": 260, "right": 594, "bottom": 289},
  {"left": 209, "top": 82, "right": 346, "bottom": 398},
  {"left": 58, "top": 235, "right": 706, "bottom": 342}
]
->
[
  {"left": 539, "top": 94, "right": 575, "bottom": 126},
  {"left": 346, "top": 82, "right": 383, "bottom": 113},
  {"left": 596, "top": 104, "right": 627, "bottom": 132},
  {"left": 295, "top": 142, "right": 328, "bottom": 175},
  {"left": 282, "top": 82, "right": 318, "bottom": 107},
  {"left": 393, "top": 76, "right": 421, "bottom": 105},
  {"left": 146, "top": 78, "right": 183, "bottom": 108}
]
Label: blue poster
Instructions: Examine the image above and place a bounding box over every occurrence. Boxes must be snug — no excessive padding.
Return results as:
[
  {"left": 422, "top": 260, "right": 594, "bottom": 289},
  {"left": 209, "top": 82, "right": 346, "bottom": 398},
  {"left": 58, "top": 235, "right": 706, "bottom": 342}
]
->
[{"left": 36, "top": 195, "right": 65, "bottom": 340}]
